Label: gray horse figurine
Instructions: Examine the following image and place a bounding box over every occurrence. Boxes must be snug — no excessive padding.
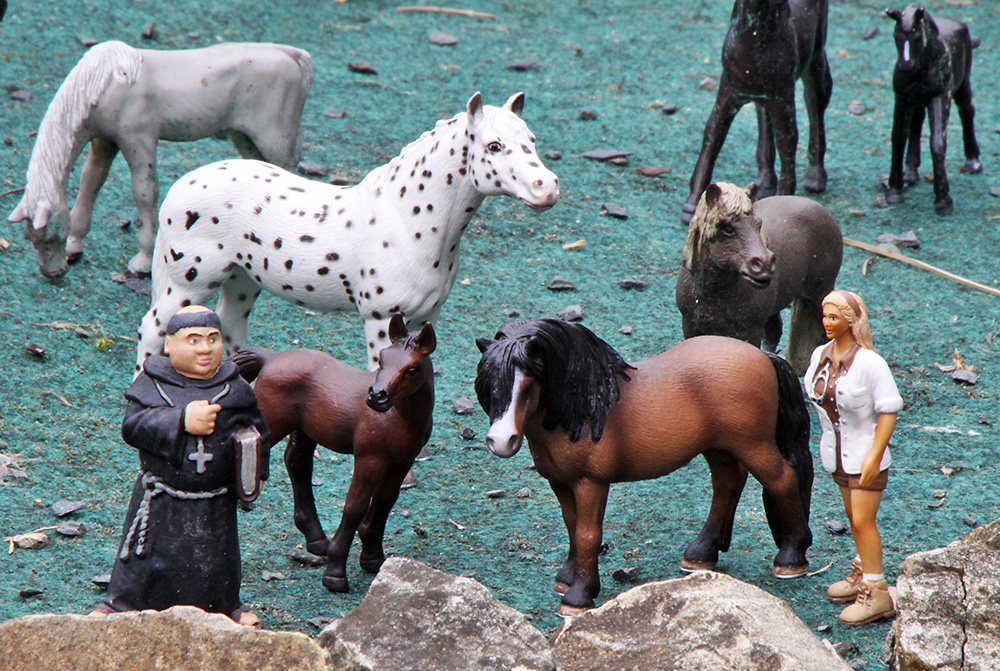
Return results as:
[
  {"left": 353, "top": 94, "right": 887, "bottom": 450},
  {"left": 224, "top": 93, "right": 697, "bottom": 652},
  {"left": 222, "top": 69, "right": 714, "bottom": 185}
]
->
[
  {"left": 884, "top": 4, "right": 981, "bottom": 215},
  {"left": 675, "top": 182, "right": 842, "bottom": 375}
]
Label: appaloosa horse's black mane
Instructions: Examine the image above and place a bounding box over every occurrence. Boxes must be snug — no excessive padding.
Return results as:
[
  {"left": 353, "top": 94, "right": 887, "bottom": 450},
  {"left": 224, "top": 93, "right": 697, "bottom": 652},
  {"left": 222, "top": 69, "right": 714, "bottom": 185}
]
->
[{"left": 475, "top": 318, "right": 635, "bottom": 443}]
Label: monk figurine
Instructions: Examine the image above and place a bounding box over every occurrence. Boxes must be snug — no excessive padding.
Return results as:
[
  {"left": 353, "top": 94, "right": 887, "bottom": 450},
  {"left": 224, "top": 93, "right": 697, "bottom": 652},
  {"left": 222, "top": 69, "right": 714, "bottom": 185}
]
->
[{"left": 93, "top": 306, "right": 269, "bottom": 626}]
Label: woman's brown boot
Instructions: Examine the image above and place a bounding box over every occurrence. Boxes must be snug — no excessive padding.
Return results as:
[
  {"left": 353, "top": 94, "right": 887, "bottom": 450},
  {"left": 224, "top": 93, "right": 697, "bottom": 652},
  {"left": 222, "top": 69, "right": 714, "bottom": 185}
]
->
[{"left": 826, "top": 558, "right": 863, "bottom": 602}]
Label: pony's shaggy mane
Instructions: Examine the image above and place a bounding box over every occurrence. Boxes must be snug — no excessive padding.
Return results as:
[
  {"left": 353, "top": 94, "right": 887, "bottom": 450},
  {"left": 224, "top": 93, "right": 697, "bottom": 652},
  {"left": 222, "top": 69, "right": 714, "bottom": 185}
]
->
[
  {"left": 475, "top": 318, "right": 634, "bottom": 443},
  {"left": 682, "top": 182, "right": 754, "bottom": 268}
]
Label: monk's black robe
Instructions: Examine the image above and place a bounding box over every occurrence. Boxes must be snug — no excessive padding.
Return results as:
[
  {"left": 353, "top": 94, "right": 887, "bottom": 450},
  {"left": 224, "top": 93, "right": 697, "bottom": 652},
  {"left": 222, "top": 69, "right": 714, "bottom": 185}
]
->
[{"left": 101, "top": 356, "right": 269, "bottom": 618}]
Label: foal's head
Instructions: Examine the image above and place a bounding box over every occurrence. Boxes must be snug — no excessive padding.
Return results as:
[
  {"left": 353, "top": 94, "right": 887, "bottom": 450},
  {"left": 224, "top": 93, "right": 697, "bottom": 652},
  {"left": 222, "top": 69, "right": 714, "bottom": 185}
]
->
[
  {"left": 683, "top": 181, "right": 776, "bottom": 287},
  {"left": 366, "top": 314, "right": 436, "bottom": 412},
  {"left": 887, "top": 4, "right": 937, "bottom": 69}
]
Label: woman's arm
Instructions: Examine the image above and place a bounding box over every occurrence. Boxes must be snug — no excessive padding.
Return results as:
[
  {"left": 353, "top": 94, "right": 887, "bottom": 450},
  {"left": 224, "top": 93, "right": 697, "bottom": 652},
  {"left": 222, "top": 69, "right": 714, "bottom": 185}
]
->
[{"left": 859, "top": 412, "right": 897, "bottom": 486}]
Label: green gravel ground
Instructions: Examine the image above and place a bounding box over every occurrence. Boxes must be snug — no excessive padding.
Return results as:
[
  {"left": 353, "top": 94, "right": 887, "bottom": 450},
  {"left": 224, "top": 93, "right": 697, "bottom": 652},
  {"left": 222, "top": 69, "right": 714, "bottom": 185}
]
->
[{"left": 1, "top": 1, "right": 999, "bottom": 667}]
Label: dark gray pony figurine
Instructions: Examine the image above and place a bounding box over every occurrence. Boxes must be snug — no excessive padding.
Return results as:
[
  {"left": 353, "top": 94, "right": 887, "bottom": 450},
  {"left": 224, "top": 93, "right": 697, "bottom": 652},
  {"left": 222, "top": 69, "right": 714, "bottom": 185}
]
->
[
  {"left": 884, "top": 4, "right": 981, "bottom": 215},
  {"left": 681, "top": 0, "right": 832, "bottom": 224}
]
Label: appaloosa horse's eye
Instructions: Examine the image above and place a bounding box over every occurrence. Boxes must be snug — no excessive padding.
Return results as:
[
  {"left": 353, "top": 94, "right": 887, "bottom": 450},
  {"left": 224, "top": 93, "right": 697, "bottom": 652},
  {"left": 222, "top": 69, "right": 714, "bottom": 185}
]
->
[{"left": 487, "top": 141, "right": 503, "bottom": 153}]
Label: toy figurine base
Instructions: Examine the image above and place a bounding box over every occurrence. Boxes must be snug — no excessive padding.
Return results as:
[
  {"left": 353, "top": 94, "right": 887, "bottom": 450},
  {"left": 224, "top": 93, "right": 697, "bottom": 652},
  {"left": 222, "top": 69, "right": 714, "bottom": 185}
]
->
[
  {"left": 553, "top": 581, "right": 570, "bottom": 595},
  {"left": 678, "top": 558, "right": 717, "bottom": 573},
  {"left": 771, "top": 564, "right": 809, "bottom": 579}
]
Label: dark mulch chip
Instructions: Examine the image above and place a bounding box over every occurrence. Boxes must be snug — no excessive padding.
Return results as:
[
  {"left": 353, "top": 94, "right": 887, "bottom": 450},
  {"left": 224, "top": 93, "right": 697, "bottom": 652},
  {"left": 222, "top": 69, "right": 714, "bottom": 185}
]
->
[
  {"left": 636, "top": 166, "right": 671, "bottom": 177},
  {"left": 141, "top": 22, "right": 158, "bottom": 40},
  {"left": 618, "top": 279, "right": 647, "bottom": 290},
  {"left": 861, "top": 26, "right": 880, "bottom": 40},
  {"left": 323, "top": 108, "right": 347, "bottom": 119},
  {"left": 428, "top": 30, "right": 457, "bottom": 46},
  {"left": 547, "top": 276, "right": 577, "bottom": 291},
  {"left": 286, "top": 546, "right": 325, "bottom": 567},
  {"left": 557, "top": 304, "right": 585, "bottom": 322},
  {"left": 544, "top": 150, "right": 562, "bottom": 160},
  {"left": 578, "top": 109, "right": 598, "bottom": 121},
  {"left": 9, "top": 89, "right": 32, "bottom": 102},
  {"left": 507, "top": 58, "right": 538, "bottom": 71},
  {"left": 458, "top": 425, "right": 477, "bottom": 440},
  {"left": 348, "top": 61, "right": 378, "bottom": 75},
  {"left": 582, "top": 149, "right": 632, "bottom": 161},
  {"left": 601, "top": 202, "right": 628, "bottom": 219},
  {"left": 661, "top": 104, "right": 679, "bottom": 115},
  {"left": 611, "top": 566, "right": 641, "bottom": 583},
  {"left": 298, "top": 162, "right": 329, "bottom": 177},
  {"left": 79, "top": 37, "right": 99, "bottom": 47},
  {"left": 452, "top": 397, "right": 476, "bottom": 415}
]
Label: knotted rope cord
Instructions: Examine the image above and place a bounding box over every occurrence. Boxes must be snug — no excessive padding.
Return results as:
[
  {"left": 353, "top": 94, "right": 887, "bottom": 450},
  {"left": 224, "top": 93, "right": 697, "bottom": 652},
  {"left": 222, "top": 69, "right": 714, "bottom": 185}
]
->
[{"left": 119, "top": 471, "right": 228, "bottom": 560}]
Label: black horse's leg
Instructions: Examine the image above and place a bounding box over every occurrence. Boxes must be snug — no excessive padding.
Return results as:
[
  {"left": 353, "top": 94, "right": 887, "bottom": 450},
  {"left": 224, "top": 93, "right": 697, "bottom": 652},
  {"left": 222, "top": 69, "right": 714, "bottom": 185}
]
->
[
  {"left": 927, "top": 95, "right": 954, "bottom": 215},
  {"left": 903, "top": 106, "right": 925, "bottom": 185},
  {"left": 560, "top": 479, "right": 609, "bottom": 613},
  {"left": 801, "top": 49, "right": 833, "bottom": 193},
  {"left": 682, "top": 450, "right": 748, "bottom": 570},
  {"left": 761, "top": 313, "right": 783, "bottom": 354},
  {"left": 953, "top": 79, "right": 982, "bottom": 174},
  {"left": 743, "top": 448, "right": 811, "bottom": 573},
  {"left": 764, "top": 94, "right": 799, "bottom": 195},
  {"left": 549, "top": 481, "right": 578, "bottom": 594},
  {"left": 753, "top": 104, "right": 778, "bottom": 198},
  {"left": 356, "top": 461, "right": 412, "bottom": 574},
  {"left": 322, "top": 457, "right": 382, "bottom": 592},
  {"left": 284, "top": 431, "right": 328, "bottom": 556},
  {"left": 683, "top": 85, "right": 743, "bottom": 223},
  {"left": 887, "top": 99, "right": 915, "bottom": 204},
  {"left": 786, "top": 298, "right": 825, "bottom": 377}
]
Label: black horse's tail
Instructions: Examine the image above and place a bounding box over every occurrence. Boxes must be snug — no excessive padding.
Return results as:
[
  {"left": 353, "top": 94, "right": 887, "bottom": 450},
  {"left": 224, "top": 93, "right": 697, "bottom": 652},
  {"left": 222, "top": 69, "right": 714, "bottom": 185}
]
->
[
  {"left": 763, "top": 352, "right": 814, "bottom": 547},
  {"left": 232, "top": 346, "right": 277, "bottom": 383}
]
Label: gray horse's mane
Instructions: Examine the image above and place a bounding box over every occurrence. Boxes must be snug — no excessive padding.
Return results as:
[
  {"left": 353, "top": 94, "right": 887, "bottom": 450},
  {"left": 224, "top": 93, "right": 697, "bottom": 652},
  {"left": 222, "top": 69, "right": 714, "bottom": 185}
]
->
[
  {"left": 682, "top": 182, "right": 754, "bottom": 268},
  {"left": 19, "top": 41, "right": 142, "bottom": 215}
]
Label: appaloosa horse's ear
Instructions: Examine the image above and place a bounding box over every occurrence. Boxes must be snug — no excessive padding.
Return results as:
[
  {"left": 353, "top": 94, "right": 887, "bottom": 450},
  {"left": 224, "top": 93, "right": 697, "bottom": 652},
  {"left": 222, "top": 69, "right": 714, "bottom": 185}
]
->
[
  {"left": 388, "top": 313, "right": 408, "bottom": 344},
  {"left": 467, "top": 91, "right": 485, "bottom": 125},
  {"left": 476, "top": 337, "right": 494, "bottom": 353},
  {"left": 704, "top": 183, "right": 723, "bottom": 209},
  {"left": 504, "top": 92, "right": 525, "bottom": 117},
  {"left": 416, "top": 322, "right": 436, "bottom": 355},
  {"left": 745, "top": 182, "right": 759, "bottom": 203},
  {"left": 885, "top": 8, "right": 902, "bottom": 22}
]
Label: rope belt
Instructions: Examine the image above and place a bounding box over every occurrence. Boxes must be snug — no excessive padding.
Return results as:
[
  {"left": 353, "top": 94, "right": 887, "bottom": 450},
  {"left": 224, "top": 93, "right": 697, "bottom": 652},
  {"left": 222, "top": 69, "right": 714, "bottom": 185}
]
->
[{"left": 120, "top": 471, "right": 228, "bottom": 560}]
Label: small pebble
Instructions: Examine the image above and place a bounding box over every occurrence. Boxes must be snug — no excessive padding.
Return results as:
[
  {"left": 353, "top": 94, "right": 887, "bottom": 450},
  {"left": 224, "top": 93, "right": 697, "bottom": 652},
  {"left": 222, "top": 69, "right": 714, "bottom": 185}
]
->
[
  {"left": 412, "top": 524, "right": 428, "bottom": 538},
  {"left": 933, "top": 490, "right": 947, "bottom": 499},
  {"left": 547, "top": 276, "right": 577, "bottom": 291},
  {"left": 57, "top": 521, "right": 87, "bottom": 537},
  {"left": 79, "top": 37, "right": 99, "bottom": 47},
  {"left": 698, "top": 77, "right": 717, "bottom": 91},
  {"left": 286, "top": 546, "right": 325, "bottom": 566},
  {"left": 636, "top": 166, "right": 670, "bottom": 177},
  {"left": 141, "top": 22, "right": 158, "bottom": 40},
  {"left": 989, "top": 187, "right": 1000, "bottom": 198},
  {"left": 428, "top": 30, "right": 457, "bottom": 46},
  {"left": 308, "top": 616, "right": 333, "bottom": 629},
  {"left": 486, "top": 489, "right": 506, "bottom": 499},
  {"left": 847, "top": 103, "right": 866, "bottom": 116},
  {"left": 578, "top": 109, "right": 598, "bottom": 121},
  {"left": 834, "top": 641, "right": 860, "bottom": 657},
  {"left": 74, "top": 327, "right": 91, "bottom": 338},
  {"left": 400, "top": 469, "right": 418, "bottom": 489},
  {"left": 661, "top": 104, "right": 679, "bottom": 115},
  {"left": 311, "top": 476, "right": 324, "bottom": 486},
  {"left": 978, "top": 415, "right": 992, "bottom": 427},
  {"left": 459, "top": 569, "right": 477, "bottom": 578},
  {"left": 125, "top": 277, "right": 152, "bottom": 297},
  {"left": 92, "top": 574, "right": 111, "bottom": 588},
  {"left": 507, "top": 58, "right": 538, "bottom": 71},
  {"left": 847, "top": 658, "right": 868, "bottom": 670},
  {"left": 3, "top": 136, "right": 13, "bottom": 146},
  {"left": 544, "top": 150, "right": 562, "bottom": 161},
  {"left": 52, "top": 500, "right": 87, "bottom": 517},
  {"left": 261, "top": 571, "right": 287, "bottom": 582},
  {"left": 504, "top": 308, "right": 521, "bottom": 318},
  {"left": 601, "top": 203, "right": 628, "bottom": 219},
  {"left": 348, "top": 61, "right": 378, "bottom": 75},
  {"left": 25, "top": 343, "right": 46, "bottom": 359},
  {"left": 119, "top": 218, "right": 132, "bottom": 230},
  {"left": 557, "top": 305, "right": 585, "bottom": 322},
  {"left": 951, "top": 369, "right": 978, "bottom": 385},
  {"left": 816, "top": 624, "right": 830, "bottom": 632},
  {"left": 298, "top": 163, "right": 329, "bottom": 177},
  {"left": 876, "top": 231, "right": 919, "bottom": 248},
  {"left": 452, "top": 397, "right": 476, "bottom": 415},
  {"left": 10, "top": 532, "right": 49, "bottom": 550},
  {"left": 458, "top": 426, "right": 477, "bottom": 440},
  {"left": 515, "top": 487, "right": 532, "bottom": 498},
  {"left": 962, "top": 514, "right": 978, "bottom": 528},
  {"left": 323, "top": 108, "right": 347, "bottom": 119},
  {"left": 861, "top": 27, "right": 880, "bottom": 40},
  {"left": 414, "top": 446, "right": 432, "bottom": 461},
  {"left": 619, "top": 325, "right": 633, "bottom": 335},
  {"left": 611, "top": 566, "right": 641, "bottom": 583},
  {"left": 582, "top": 149, "right": 632, "bottom": 162},
  {"left": 19, "top": 588, "right": 43, "bottom": 599},
  {"left": 10, "top": 89, "right": 32, "bottom": 102},
  {"left": 824, "top": 519, "right": 848, "bottom": 534},
  {"left": 618, "top": 279, "right": 647, "bottom": 290},
  {"left": 330, "top": 175, "right": 352, "bottom": 186}
]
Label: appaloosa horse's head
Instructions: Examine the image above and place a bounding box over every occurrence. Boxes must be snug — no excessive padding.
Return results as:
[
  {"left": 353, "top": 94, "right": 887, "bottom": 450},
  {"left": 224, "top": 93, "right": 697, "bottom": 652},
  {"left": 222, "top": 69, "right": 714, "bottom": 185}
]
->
[
  {"left": 366, "top": 314, "right": 436, "bottom": 413},
  {"left": 683, "top": 182, "right": 776, "bottom": 287},
  {"left": 465, "top": 92, "right": 559, "bottom": 212},
  {"left": 886, "top": 4, "right": 939, "bottom": 72}
]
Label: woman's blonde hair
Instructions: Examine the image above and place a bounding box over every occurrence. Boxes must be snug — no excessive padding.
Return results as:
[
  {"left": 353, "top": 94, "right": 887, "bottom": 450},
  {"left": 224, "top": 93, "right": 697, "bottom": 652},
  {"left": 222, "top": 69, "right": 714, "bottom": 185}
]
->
[{"left": 822, "top": 290, "right": 874, "bottom": 350}]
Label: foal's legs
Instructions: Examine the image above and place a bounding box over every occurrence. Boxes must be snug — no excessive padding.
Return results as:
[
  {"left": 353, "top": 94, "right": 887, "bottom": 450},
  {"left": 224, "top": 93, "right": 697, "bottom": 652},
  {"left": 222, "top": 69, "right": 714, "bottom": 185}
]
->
[
  {"left": 926, "top": 95, "right": 954, "bottom": 215},
  {"left": 754, "top": 104, "right": 778, "bottom": 198},
  {"left": 763, "top": 93, "right": 799, "bottom": 196},
  {"left": 356, "top": 460, "right": 413, "bottom": 574},
  {"left": 682, "top": 86, "right": 743, "bottom": 223},
  {"left": 284, "top": 431, "right": 329, "bottom": 556},
  {"left": 559, "top": 479, "right": 610, "bottom": 613},
  {"left": 323, "top": 456, "right": 385, "bottom": 592},
  {"left": 953, "top": 79, "right": 982, "bottom": 174},
  {"left": 68, "top": 138, "right": 119, "bottom": 264},
  {"left": 886, "top": 99, "right": 915, "bottom": 205},
  {"left": 682, "top": 450, "right": 748, "bottom": 570},
  {"left": 903, "top": 106, "right": 925, "bottom": 185}
]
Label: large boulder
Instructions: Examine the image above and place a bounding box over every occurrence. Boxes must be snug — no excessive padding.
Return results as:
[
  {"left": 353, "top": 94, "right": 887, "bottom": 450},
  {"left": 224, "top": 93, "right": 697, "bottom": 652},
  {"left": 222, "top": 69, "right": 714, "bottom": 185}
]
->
[
  {"left": 0, "top": 605, "right": 329, "bottom": 671},
  {"left": 317, "top": 557, "right": 554, "bottom": 671},
  {"left": 551, "top": 571, "right": 851, "bottom": 671},
  {"left": 887, "top": 518, "right": 1000, "bottom": 670}
]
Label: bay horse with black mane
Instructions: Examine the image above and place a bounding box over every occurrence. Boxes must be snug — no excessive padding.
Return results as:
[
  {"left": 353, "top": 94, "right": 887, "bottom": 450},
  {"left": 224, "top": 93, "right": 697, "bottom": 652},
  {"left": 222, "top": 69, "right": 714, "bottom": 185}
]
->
[
  {"left": 884, "top": 3, "right": 982, "bottom": 215},
  {"left": 234, "top": 314, "right": 435, "bottom": 592},
  {"left": 475, "top": 318, "right": 813, "bottom": 614},
  {"left": 681, "top": 0, "right": 832, "bottom": 223}
]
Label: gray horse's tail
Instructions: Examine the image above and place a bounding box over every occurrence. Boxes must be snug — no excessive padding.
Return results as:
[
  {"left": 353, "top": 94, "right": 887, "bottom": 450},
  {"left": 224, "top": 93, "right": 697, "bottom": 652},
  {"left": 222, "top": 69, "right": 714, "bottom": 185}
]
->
[
  {"left": 232, "top": 346, "right": 277, "bottom": 383},
  {"left": 763, "top": 351, "right": 813, "bottom": 548},
  {"left": 275, "top": 44, "right": 314, "bottom": 98}
]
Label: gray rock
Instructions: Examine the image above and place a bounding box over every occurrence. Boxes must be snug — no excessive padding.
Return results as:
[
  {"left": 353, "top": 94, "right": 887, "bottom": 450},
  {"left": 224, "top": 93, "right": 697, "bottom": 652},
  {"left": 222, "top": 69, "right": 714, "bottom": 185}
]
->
[
  {"left": 0, "top": 606, "right": 329, "bottom": 671},
  {"left": 451, "top": 397, "right": 476, "bottom": 415},
  {"left": 557, "top": 305, "right": 585, "bottom": 322},
  {"left": 551, "top": 571, "right": 851, "bottom": 670},
  {"left": 876, "top": 230, "right": 920, "bottom": 249},
  {"left": 428, "top": 30, "right": 457, "bottom": 46},
  {"left": 547, "top": 276, "right": 577, "bottom": 291},
  {"left": 887, "top": 517, "right": 1000, "bottom": 670},
  {"left": 318, "top": 557, "right": 554, "bottom": 670},
  {"left": 52, "top": 499, "right": 86, "bottom": 517},
  {"left": 56, "top": 521, "right": 87, "bottom": 536}
]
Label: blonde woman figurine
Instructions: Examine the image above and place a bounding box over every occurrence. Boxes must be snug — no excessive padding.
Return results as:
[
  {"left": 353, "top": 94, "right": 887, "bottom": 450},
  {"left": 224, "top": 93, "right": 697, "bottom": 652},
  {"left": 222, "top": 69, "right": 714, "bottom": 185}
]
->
[{"left": 804, "top": 290, "right": 902, "bottom": 625}]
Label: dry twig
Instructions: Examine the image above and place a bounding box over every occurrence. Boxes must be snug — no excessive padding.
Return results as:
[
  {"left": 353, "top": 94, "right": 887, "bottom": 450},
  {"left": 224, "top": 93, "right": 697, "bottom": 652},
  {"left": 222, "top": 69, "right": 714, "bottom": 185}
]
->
[{"left": 396, "top": 6, "right": 496, "bottom": 19}]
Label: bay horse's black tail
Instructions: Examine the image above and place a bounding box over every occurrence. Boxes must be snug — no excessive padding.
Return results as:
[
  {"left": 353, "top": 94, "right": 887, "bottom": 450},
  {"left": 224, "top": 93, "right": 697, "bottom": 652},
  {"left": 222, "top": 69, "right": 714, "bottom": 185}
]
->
[
  {"left": 232, "top": 346, "right": 278, "bottom": 383},
  {"left": 763, "top": 352, "right": 813, "bottom": 547}
]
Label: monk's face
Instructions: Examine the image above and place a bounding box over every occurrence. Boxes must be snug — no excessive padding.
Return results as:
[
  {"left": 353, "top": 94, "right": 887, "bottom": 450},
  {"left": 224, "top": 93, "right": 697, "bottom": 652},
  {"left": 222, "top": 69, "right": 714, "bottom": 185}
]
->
[{"left": 164, "top": 326, "right": 223, "bottom": 379}]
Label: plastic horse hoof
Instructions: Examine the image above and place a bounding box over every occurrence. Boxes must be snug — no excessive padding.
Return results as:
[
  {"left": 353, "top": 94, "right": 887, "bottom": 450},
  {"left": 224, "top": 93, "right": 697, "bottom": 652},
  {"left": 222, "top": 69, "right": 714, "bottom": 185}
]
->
[
  {"left": 66, "top": 251, "right": 83, "bottom": 265},
  {"left": 934, "top": 199, "right": 954, "bottom": 216},
  {"left": 553, "top": 581, "right": 570, "bottom": 595},
  {"left": 305, "top": 539, "right": 329, "bottom": 557},
  {"left": 359, "top": 556, "right": 384, "bottom": 574},
  {"left": 322, "top": 575, "right": 350, "bottom": 593},
  {"left": 557, "top": 603, "right": 591, "bottom": 618},
  {"left": 679, "top": 558, "right": 717, "bottom": 573},
  {"left": 802, "top": 168, "right": 827, "bottom": 194},
  {"left": 885, "top": 190, "right": 905, "bottom": 205},
  {"left": 772, "top": 564, "right": 809, "bottom": 579},
  {"left": 961, "top": 159, "right": 983, "bottom": 174}
]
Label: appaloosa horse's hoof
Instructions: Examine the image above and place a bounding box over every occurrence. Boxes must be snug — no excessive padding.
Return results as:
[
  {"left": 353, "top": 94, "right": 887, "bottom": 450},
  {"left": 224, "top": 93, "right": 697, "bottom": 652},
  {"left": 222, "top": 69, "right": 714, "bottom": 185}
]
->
[
  {"left": 934, "top": 197, "right": 954, "bottom": 216},
  {"left": 772, "top": 564, "right": 809, "bottom": 579},
  {"left": 679, "top": 558, "right": 717, "bottom": 573},
  {"left": 322, "top": 574, "right": 350, "bottom": 593}
]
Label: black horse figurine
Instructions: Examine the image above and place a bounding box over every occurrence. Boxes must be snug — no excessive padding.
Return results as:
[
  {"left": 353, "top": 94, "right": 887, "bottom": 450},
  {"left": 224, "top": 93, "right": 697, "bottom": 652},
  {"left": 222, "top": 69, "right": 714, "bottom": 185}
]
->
[
  {"left": 682, "top": 0, "right": 832, "bottom": 224},
  {"left": 884, "top": 4, "right": 981, "bottom": 215}
]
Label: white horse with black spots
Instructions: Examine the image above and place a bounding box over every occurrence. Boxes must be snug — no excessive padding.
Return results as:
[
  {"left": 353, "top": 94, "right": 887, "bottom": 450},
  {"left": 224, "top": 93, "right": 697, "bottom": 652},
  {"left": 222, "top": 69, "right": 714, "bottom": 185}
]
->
[{"left": 136, "top": 92, "right": 559, "bottom": 374}]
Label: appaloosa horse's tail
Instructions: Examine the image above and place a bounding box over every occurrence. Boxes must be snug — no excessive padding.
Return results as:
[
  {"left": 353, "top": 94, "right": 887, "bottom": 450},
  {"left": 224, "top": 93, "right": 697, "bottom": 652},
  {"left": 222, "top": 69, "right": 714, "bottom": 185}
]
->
[
  {"left": 232, "top": 346, "right": 278, "bottom": 383},
  {"left": 762, "top": 352, "right": 813, "bottom": 547}
]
